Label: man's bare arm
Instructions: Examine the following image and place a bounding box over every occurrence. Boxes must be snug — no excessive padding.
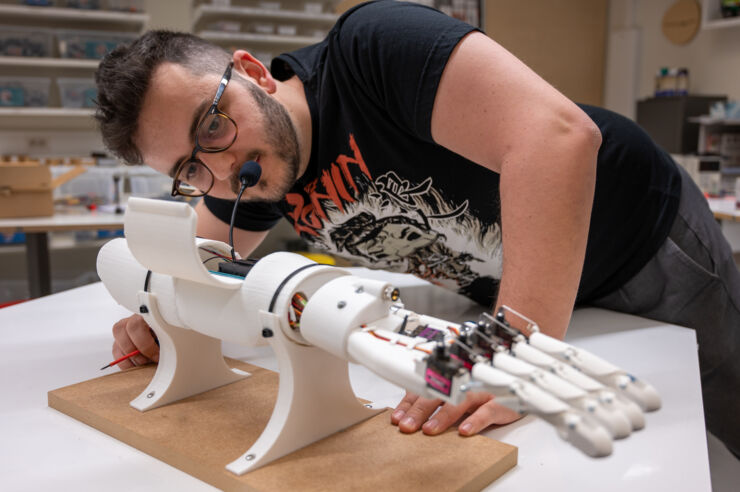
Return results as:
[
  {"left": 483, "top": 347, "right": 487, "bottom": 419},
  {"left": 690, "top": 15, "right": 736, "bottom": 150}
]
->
[
  {"left": 431, "top": 31, "right": 601, "bottom": 340},
  {"left": 393, "top": 31, "right": 601, "bottom": 436}
]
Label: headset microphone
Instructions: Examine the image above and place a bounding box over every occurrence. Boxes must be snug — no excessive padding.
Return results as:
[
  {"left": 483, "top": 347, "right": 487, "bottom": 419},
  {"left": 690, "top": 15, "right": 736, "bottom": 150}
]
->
[
  {"left": 230, "top": 160, "right": 262, "bottom": 261},
  {"left": 238, "top": 160, "right": 262, "bottom": 187}
]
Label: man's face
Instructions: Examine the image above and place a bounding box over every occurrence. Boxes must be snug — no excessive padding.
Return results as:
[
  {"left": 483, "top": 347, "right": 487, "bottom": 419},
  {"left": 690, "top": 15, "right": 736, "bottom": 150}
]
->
[{"left": 134, "top": 62, "right": 300, "bottom": 201}]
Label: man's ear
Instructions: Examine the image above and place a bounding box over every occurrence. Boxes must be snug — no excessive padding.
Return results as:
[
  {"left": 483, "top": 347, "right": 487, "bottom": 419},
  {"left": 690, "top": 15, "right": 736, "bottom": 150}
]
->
[{"left": 232, "top": 50, "right": 276, "bottom": 93}]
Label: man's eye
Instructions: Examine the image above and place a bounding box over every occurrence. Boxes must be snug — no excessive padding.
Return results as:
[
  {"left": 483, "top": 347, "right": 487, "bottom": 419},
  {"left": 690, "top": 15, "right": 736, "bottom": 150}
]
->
[
  {"left": 185, "top": 162, "right": 200, "bottom": 180},
  {"left": 205, "top": 117, "right": 223, "bottom": 138}
]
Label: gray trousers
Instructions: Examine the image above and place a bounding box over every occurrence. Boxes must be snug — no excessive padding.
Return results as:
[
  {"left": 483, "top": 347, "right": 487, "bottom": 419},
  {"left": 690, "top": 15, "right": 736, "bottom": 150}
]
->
[{"left": 590, "top": 165, "right": 740, "bottom": 457}]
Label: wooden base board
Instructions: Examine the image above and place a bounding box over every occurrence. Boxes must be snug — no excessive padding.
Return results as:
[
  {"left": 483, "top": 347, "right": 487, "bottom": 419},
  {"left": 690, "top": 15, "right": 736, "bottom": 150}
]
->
[{"left": 48, "top": 359, "right": 517, "bottom": 491}]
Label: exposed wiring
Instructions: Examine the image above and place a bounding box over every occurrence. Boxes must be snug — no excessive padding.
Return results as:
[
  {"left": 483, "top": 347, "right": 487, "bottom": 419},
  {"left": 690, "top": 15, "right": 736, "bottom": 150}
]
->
[
  {"left": 288, "top": 292, "right": 308, "bottom": 330},
  {"left": 199, "top": 246, "right": 232, "bottom": 261},
  {"left": 368, "top": 330, "right": 432, "bottom": 355}
]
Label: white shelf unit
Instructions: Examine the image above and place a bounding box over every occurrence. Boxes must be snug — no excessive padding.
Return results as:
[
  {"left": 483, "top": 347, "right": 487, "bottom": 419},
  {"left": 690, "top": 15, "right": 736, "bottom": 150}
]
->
[
  {"left": 701, "top": 0, "right": 740, "bottom": 30},
  {"left": 679, "top": 116, "right": 740, "bottom": 195},
  {"left": 0, "top": 107, "right": 96, "bottom": 130},
  {"left": 192, "top": 1, "right": 338, "bottom": 64},
  {"left": 0, "top": 3, "right": 148, "bottom": 25},
  {"left": 0, "top": 56, "right": 100, "bottom": 69},
  {"left": 0, "top": 3, "right": 149, "bottom": 132}
]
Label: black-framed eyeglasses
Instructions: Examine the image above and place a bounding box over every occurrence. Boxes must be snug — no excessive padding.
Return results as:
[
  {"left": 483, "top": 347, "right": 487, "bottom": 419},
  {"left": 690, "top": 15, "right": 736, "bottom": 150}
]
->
[{"left": 171, "top": 62, "right": 238, "bottom": 197}]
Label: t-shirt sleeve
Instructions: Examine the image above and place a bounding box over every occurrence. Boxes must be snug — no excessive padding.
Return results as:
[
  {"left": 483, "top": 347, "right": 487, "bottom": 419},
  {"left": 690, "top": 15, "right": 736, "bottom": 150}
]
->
[
  {"left": 202, "top": 195, "right": 283, "bottom": 231},
  {"left": 332, "top": 1, "right": 479, "bottom": 141}
]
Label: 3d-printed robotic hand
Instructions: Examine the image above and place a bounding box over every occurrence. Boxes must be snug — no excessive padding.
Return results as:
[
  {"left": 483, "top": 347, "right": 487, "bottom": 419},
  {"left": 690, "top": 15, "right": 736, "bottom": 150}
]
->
[
  {"left": 96, "top": 198, "right": 661, "bottom": 474},
  {"left": 333, "top": 305, "right": 661, "bottom": 458}
]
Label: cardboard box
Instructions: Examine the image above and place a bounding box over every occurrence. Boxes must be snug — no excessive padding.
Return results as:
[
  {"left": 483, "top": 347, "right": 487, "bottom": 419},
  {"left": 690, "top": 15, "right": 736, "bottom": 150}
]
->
[{"left": 0, "top": 161, "right": 53, "bottom": 218}]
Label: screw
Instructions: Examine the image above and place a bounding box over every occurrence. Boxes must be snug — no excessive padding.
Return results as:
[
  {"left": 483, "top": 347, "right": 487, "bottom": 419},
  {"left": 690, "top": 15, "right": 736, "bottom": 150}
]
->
[
  {"left": 337, "top": 301, "right": 346, "bottom": 309},
  {"left": 147, "top": 391, "right": 155, "bottom": 398},
  {"left": 139, "top": 305, "right": 149, "bottom": 314},
  {"left": 364, "top": 403, "right": 372, "bottom": 408},
  {"left": 245, "top": 454, "right": 255, "bottom": 461},
  {"left": 262, "top": 328, "right": 274, "bottom": 338}
]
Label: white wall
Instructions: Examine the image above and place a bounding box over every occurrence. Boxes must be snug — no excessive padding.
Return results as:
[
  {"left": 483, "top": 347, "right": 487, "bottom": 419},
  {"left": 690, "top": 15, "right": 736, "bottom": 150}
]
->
[{"left": 606, "top": 0, "right": 740, "bottom": 119}]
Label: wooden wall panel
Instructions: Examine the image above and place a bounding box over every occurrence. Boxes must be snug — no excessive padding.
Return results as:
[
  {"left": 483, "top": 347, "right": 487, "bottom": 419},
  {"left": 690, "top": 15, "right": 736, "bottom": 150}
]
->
[{"left": 484, "top": 0, "right": 608, "bottom": 106}]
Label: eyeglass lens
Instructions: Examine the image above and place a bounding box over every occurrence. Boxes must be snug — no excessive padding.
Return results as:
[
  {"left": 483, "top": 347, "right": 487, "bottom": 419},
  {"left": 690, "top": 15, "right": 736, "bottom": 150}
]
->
[
  {"left": 197, "top": 113, "right": 236, "bottom": 151},
  {"left": 175, "top": 160, "right": 212, "bottom": 195},
  {"left": 174, "top": 113, "right": 237, "bottom": 195}
]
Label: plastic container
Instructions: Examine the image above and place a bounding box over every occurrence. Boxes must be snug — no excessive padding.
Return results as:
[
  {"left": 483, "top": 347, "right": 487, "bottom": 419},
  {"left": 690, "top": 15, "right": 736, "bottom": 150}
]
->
[
  {"left": 303, "top": 1, "right": 323, "bottom": 13},
  {"left": 106, "top": 0, "right": 145, "bottom": 12},
  {"left": 0, "top": 25, "right": 54, "bottom": 57},
  {"left": 276, "top": 24, "right": 297, "bottom": 36},
  {"left": 57, "top": 77, "right": 98, "bottom": 108},
  {"left": 250, "top": 22, "right": 275, "bottom": 35},
  {"left": 258, "top": 1, "right": 281, "bottom": 10},
  {"left": 0, "top": 76, "right": 51, "bottom": 107},
  {"left": 61, "top": 0, "right": 101, "bottom": 8},
  {"left": 20, "top": 0, "right": 55, "bottom": 6},
  {"left": 56, "top": 29, "right": 137, "bottom": 59}
]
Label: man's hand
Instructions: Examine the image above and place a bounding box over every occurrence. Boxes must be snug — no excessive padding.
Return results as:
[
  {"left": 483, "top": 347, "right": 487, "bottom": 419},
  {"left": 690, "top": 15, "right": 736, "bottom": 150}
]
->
[
  {"left": 391, "top": 391, "right": 521, "bottom": 436},
  {"left": 111, "top": 314, "right": 159, "bottom": 369}
]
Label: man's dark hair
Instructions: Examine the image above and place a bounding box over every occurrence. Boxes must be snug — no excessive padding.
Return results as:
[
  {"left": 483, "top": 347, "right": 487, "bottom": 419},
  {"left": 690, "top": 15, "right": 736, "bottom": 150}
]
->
[{"left": 94, "top": 30, "right": 230, "bottom": 165}]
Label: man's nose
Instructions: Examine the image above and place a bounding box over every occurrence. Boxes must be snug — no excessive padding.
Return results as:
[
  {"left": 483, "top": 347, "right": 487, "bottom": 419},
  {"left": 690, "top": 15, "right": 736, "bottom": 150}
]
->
[{"left": 201, "top": 150, "right": 235, "bottom": 181}]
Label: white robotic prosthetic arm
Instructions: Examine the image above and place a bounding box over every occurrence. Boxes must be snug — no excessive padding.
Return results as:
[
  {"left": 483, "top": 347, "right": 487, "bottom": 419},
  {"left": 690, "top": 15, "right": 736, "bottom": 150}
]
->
[{"left": 97, "top": 198, "right": 662, "bottom": 473}]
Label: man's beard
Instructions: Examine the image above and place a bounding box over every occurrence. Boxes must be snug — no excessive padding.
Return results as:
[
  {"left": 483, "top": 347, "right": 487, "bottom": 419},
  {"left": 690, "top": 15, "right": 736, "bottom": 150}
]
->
[{"left": 229, "top": 79, "right": 301, "bottom": 201}]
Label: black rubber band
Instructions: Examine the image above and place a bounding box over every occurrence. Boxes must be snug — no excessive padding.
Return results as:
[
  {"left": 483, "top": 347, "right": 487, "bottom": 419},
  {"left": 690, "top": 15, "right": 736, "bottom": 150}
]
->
[
  {"left": 144, "top": 270, "right": 152, "bottom": 292},
  {"left": 268, "top": 263, "right": 324, "bottom": 313}
]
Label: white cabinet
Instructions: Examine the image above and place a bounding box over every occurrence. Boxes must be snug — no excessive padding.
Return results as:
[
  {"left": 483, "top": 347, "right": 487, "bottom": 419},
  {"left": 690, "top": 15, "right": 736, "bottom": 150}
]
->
[
  {"left": 701, "top": 0, "right": 740, "bottom": 30},
  {"left": 192, "top": 0, "right": 338, "bottom": 65},
  {"left": 0, "top": 2, "right": 149, "bottom": 131},
  {"left": 682, "top": 116, "right": 740, "bottom": 195}
]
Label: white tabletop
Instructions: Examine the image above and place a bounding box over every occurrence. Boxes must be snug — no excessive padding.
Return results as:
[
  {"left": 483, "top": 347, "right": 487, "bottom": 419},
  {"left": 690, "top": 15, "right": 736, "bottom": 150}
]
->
[
  {"left": 0, "top": 210, "right": 124, "bottom": 233},
  {"left": 0, "top": 277, "right": 713, "bottom": 491},
  {"left": 708, "top": 196, "right": 740, "bottom": 222}
]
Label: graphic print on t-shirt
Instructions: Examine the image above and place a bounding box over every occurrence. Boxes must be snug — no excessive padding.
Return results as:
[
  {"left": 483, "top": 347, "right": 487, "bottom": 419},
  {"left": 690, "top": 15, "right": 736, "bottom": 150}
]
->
[{"left": 284, "top": 133, "right": 503, "bottom": 303}]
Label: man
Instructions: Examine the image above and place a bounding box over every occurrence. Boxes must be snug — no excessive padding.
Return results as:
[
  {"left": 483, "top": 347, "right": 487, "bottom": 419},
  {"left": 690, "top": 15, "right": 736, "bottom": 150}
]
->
[{"left": 96, "top": 1, "right": 739, "bottom": 456}]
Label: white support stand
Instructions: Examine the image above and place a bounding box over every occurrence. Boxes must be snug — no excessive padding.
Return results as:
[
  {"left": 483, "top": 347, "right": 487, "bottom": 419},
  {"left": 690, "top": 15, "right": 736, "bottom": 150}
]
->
[
  {"left": 131, "top": 290, "right": 249, "bottom": 411},
  {"left": 225, "top": 310, "right": 382, "bottom": 475}
]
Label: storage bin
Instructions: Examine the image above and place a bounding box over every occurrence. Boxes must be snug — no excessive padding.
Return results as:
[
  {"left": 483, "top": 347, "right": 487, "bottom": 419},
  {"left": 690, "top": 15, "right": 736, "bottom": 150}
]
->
[
  {"left": 303, "top": 1, "right": 323, "bottom": 13},
  {"left": 250, "top": 22, "right": 275, "bottom": 35},
  {"left": 0, "top": 25, "right": 54, "bottom": 57},
  {"left": 276, "top": 24, "right": 297, "bottom": 36},
  {"left": 257, "top": 1, "right": 280, "bottom": 10},
  {"left": 61, "top": 0, "right": 101, "bottom": 8},
  {"left": 56, "top": 29, "right": 137, "bottom": 59},
  {"left": 20, "top": 0, "right": 55, "bottom": 6},
  {"left": 106, "top": 0, "right": 145, "bottom": 12},
  {"left": 57, "top": 77, "right": 98, "bottom": 108},
  {"left": 0, "top": 76, "right": 51, "bottom": 107}
]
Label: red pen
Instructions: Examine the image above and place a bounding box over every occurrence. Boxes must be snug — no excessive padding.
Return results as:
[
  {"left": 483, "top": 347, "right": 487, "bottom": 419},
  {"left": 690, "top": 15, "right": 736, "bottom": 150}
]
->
[{"left": 100, "top": 349, "right": 141, "bottom": 370}]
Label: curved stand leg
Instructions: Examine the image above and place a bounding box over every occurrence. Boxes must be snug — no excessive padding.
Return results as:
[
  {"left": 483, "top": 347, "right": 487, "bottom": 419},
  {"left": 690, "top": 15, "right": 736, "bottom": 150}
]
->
[
  {"left": 131, "top": 291, "right": 250, "bottom": 411},
  {"left": 226, "top": 310, "right": 382, "bottom": 475}
]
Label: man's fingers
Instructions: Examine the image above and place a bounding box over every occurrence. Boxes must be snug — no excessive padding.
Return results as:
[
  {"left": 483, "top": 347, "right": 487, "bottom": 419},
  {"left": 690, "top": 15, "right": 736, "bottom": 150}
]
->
[
  {"left": 111, "top": 342, "right": 135, "bottom": 370},
  {"left": 112, "top": 315, "right": 140, "bottom": 356},
  {"left": 458, "top": 399, "right": 522, "bottom": 436},
  {"left": 398, "top": 396, "right": 443, "bottom": 433},
  {"left": 391, "top": 392, "right": 419, "bottom": 424},
  {"left": 126, "top": 317, "right": 159, "bottom": 363},
  {"left": 422, "top": 392, "right": 494, "bottom": 435}
]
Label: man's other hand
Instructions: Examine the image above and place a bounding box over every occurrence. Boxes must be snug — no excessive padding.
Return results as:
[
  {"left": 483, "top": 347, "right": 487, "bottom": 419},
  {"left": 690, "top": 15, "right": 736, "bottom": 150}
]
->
[
  {"left": 391, "top": 391, "right": 521, "bottom": 436},
  {"left": 111, "top": 314, "right": 159, "bottom": 369}
]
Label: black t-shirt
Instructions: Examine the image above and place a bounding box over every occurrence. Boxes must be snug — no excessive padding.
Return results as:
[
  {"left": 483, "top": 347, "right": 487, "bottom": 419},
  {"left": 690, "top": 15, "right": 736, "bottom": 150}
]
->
[{"left": 204, "top": 0, "right": 681, "bottom": 306}]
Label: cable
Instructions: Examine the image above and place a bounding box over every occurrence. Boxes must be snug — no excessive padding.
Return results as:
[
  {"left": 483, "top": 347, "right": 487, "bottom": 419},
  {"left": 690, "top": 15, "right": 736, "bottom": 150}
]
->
[
  {"left": 228, "top": 160, "right": 262, "bottom": 262},
  {"left": 229, "top": 183, "right": 248, "bottom": 261}
]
